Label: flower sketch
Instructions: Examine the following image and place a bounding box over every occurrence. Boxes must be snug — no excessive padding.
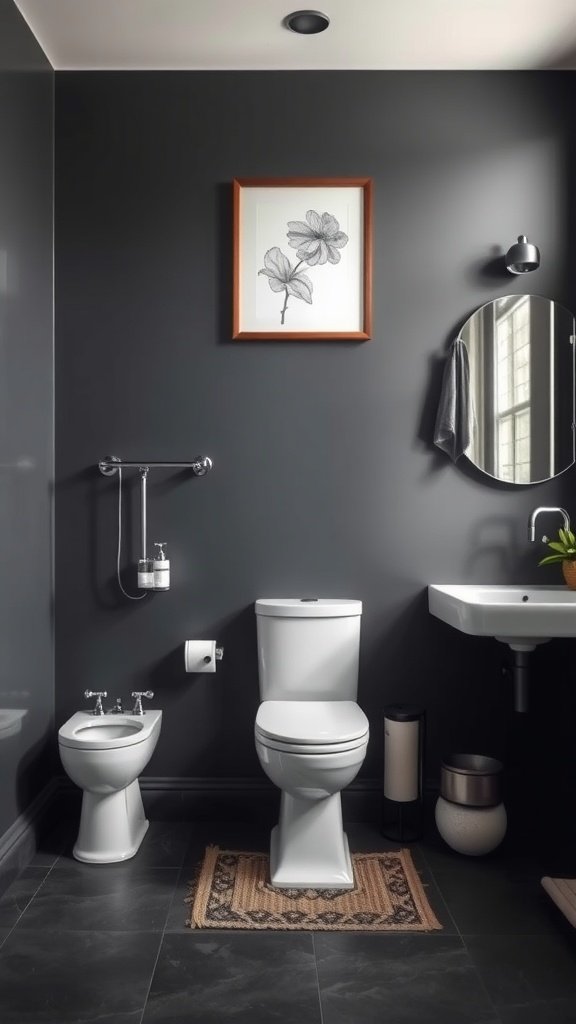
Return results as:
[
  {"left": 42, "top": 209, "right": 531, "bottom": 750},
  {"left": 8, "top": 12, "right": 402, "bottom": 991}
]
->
[
  {"left": 287, "top": 210, "right": 349, "bottom": 266},
  {"left": 258, "top": 209, "right": 349, "bottom": 325}
]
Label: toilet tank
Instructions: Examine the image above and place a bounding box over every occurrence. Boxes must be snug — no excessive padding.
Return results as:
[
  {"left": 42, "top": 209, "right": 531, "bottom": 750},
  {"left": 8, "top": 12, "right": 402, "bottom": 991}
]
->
[{"left": 255, "top": 598, "right": 362, "bottom": 701}]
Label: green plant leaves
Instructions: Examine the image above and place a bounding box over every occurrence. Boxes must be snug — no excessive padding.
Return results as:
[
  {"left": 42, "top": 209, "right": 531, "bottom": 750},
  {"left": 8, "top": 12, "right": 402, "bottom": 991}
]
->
[
  {"left": 538, "top": 525, "right": 576, "bottom": 567},
  {"left": 538, "top": 553, "right": 567, "bottom": 566}
]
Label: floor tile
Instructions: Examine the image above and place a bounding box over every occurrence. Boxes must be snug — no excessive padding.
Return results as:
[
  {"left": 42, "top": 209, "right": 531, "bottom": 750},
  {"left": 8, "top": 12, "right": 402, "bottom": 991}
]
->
[
  {"left": 0, "top": 928, "right": 160, "bottom": 1023},
  {"left": 0, "top": 867, "right": 49, "bottom": 928},
  {"left": 13, "top": 863, "right": 179, "bottom": 932},
  {"left": 419, "top": 833, "right": 543, "bottom": 884},
  {"left": 464, "top": 932, "right": 576, "bottom": 1007},
  {"left": 431, "top": 870, "right": 559, "bottom": 935},
  {"left": 164, "top": 867, "right": 196, "bottom": 932},
  {"left": 315, "top": 932, "right": 502, "bottom": 1024},
  {"left": 30, "top": 821, "right": 74, "bottom": 866},
  {"left": 181, "top": 820, "right": 270, "bottom": 866},
  {"left": 499, "top": 997, "right": 576, "bottom": 1023},
  {"left": 141, "top": 931, "right": 322, "bottom": 1023}
]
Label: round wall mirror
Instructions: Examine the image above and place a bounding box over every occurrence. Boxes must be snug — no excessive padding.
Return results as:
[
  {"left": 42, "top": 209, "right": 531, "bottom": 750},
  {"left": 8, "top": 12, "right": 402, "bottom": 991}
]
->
[{"left": 460, "top": 295, "right": 575, "bottom": 484}]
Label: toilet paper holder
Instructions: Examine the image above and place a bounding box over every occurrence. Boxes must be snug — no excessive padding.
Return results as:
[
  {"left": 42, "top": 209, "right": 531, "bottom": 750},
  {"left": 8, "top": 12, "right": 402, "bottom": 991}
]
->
[{"left": 184, "top": 640, "right": 224, "bottom": 673}]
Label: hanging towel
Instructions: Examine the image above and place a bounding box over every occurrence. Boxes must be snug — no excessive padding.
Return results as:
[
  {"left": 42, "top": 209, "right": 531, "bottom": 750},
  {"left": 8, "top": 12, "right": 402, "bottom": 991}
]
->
[{"left": 434, "top": 337, "right": 473, "bottom": 462}]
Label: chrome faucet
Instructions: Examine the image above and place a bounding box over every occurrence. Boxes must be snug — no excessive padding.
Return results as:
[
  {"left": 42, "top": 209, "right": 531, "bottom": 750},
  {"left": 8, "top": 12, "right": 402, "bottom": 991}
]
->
[
  {"left": 528, "top": 506, "right": 571, "bottom": 543},
  {"left": 84, "top": 690, "right": 107, "bottom": 716},
  {"left": 131, "top": 690, "right": 154, "bottom": 715},
  {"left": 107, "top": 697, "right": 123, "bottom": 714}
]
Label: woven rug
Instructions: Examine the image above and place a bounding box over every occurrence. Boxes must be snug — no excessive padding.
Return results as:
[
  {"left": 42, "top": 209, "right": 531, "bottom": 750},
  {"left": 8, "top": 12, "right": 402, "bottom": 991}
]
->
[{"left": 186, "top": 846, "right": 442, "bottom": 932}]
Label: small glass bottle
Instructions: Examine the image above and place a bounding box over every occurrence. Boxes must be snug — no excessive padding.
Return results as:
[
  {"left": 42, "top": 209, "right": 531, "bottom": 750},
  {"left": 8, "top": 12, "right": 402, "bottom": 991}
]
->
[{"left": 153, "top": 543, "right": 170, "bottom": 591}]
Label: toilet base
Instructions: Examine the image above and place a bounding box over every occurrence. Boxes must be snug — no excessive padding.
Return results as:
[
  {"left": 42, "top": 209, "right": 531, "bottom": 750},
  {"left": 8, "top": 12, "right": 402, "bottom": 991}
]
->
[
  {"left": 270, "top": 791, "right": 354, "bottom": 889},
  {"left": 73, "top": 779, "right": 149, "bottom": 863}
]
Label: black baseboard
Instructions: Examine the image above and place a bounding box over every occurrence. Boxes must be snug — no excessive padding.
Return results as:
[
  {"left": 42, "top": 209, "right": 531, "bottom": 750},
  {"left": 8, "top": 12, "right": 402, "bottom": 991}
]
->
[
  {"left": 55, "top": 775, "right": 387, "bottom": 824},
  {"left": 0, "top": 780, "right": 59, "bottom": 899}
]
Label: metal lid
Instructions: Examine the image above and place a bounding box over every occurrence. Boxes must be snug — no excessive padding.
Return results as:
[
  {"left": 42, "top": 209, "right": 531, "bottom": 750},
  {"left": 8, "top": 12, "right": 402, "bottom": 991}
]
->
[
  {"left": 384, "top": 704, "right": 424, "bottom": 722},
  {"left": 255, "top": 598, "right": 362, "bottom": 618},
  {"left": 442, "top": 754, "right": 503, "bottom": 775}
]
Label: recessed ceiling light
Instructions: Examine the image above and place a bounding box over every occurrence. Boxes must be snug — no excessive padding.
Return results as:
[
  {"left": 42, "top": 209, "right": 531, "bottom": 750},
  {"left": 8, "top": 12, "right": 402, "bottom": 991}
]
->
[{"left": 284, "top": 10, "right": 330, "bottom": 35}]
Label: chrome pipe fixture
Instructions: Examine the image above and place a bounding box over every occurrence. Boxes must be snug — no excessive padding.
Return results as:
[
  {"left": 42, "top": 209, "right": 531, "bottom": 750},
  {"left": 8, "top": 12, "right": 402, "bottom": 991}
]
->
[
  {"left": 99, "top": 456, "right": 213, "bottom": 476},
  {"left": 527, "top": 506, "right": 570, "bottom": 543},
  {"left": 505, "top": 235, "right": 540, "bottom": 274},
  {"left": 140, "top": 468, "right": 148, "bottom": 562}
]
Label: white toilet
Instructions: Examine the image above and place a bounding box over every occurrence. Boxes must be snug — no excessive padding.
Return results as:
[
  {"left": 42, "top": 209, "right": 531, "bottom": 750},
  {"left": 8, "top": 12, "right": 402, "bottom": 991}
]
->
[
  {"left": 58, "top": 709, "right": 162, "bottom": 863},
  {"left": 254, "top": 598, "right": 368, "bottom": 889}
]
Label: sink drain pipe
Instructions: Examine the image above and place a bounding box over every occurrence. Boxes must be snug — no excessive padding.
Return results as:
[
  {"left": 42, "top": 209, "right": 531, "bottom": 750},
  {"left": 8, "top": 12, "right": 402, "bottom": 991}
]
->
[
  {"left": 511, "top": 649, "right": 530, "bottom": 713},
  {"left": 498, "top": 638, "right": 550, "bottom": 713}
]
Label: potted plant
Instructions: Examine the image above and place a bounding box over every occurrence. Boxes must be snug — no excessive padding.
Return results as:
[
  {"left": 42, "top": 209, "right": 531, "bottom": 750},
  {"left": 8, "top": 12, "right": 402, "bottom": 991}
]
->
[{"left": 538, "top": 528, "right": 576, "bottom": 589}]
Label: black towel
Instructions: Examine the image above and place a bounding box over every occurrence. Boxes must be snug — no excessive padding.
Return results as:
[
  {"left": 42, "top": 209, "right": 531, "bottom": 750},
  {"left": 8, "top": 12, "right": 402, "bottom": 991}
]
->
[{"left": 434, "top": 338, "right": 473, "bottom": 462}]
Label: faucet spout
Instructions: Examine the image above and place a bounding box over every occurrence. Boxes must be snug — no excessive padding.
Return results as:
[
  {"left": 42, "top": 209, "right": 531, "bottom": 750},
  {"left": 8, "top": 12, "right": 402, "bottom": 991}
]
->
[{"left": 528, "top": 506, "right": 570, "bottom": 543}]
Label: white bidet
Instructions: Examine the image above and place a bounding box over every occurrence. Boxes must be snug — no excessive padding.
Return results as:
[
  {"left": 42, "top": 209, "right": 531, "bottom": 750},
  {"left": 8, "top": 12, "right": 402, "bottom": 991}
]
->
[{"left": 58, "top": 710, "right": 162, "bottom": 863}]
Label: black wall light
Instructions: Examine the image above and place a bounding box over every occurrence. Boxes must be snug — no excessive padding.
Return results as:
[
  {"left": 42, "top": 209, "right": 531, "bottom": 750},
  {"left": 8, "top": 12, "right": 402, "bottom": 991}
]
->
[
  {"left": 284, "top": 10, "right": 330, "bottom": 34},
  {"left": 505, "top": 235, "right": 540, "bottom": 274}
]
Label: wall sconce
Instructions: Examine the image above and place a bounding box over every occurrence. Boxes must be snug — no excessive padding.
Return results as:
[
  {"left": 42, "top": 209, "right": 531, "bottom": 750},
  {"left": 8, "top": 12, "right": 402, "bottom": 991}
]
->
[{"left": 505, "top": 235, "right": 540, "bottom": 274}]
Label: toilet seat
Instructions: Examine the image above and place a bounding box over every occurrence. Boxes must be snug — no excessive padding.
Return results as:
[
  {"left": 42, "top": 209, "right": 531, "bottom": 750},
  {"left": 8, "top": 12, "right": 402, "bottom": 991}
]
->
[
  {"left": 255, "top": 731, "right": 368, "bottom": 755},
  {"left": 58, "top": 711, "right": 162, "bottom": 751},
  {"left": 255, "top": 700, "right": 369, "bottom": 755}
]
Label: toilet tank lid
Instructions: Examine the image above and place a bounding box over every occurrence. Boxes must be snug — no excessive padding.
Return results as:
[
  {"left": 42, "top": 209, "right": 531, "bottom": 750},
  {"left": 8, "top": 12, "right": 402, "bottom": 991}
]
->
[{"left": 255, "top": 598, "right": 362, "bottom": 618}]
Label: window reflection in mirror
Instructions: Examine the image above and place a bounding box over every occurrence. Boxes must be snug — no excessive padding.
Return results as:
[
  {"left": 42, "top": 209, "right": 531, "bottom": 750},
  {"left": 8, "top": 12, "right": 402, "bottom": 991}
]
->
[{"left": 461, "top": 295, "right": 575, "bottom": 484}]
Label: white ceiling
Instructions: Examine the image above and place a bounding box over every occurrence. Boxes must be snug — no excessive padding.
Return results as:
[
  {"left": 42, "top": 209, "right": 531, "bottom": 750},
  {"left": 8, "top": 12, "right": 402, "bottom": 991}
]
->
[{"left": 12, "top": 0, "right": 576, "bottom": 71}]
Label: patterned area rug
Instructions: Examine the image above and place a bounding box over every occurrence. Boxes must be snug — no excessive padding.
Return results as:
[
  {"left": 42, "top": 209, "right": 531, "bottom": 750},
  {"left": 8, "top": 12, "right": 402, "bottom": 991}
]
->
[{"left": 186, "top": 846, "right": 442, "bottom": 931}]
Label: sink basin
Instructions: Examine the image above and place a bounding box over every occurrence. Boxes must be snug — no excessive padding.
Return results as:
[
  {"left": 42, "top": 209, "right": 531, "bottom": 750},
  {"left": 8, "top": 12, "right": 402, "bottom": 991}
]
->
[{"left": 428, "top": 584, "right": 576, "bottom": 648}]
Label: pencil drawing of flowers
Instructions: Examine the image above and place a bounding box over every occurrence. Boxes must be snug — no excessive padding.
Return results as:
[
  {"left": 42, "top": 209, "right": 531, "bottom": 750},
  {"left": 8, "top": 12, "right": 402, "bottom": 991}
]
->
[
  {"left": 287, "top": 210, "right": 349, "bottom": 266},
  {"left": 258, "top": 209, "right": 349, "bottom": 325},
  {"left": 258, "top": 247, "right": 313, "bottom": 326}
]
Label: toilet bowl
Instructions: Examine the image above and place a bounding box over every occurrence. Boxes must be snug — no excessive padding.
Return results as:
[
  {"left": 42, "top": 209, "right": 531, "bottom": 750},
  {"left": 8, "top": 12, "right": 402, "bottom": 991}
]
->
[{"left": 58, "top": 710, "right": 162, "bottom": 863}]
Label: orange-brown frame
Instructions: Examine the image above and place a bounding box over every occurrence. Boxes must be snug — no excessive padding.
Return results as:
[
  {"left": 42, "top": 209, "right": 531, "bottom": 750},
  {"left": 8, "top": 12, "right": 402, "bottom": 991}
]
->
[{"left": 232, "top": 177, "right": 373, "bottom": 340}]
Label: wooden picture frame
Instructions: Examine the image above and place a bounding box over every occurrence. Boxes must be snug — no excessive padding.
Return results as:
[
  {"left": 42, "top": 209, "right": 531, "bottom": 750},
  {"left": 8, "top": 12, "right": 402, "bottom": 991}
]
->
[{"left": 232, "top": 178, "right": 373, "bottom": 340}]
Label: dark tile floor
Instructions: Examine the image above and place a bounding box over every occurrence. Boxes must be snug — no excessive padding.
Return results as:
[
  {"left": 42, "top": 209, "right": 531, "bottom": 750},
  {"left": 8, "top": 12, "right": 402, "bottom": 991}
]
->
[{"left": 0, "top": 818, "right": 575, "bottom": 1023}]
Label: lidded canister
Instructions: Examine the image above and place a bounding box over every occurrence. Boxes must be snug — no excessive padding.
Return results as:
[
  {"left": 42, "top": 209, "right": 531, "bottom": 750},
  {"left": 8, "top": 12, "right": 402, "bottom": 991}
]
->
[{"left": 383, "top": 704, "right": 424, "bottom": 803}]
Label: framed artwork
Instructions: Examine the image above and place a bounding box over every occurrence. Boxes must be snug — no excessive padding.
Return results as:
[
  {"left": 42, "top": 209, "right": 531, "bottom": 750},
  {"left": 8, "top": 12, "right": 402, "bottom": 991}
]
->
[{"left": 232, "top": 177, "right": 373, "bottom": 340}]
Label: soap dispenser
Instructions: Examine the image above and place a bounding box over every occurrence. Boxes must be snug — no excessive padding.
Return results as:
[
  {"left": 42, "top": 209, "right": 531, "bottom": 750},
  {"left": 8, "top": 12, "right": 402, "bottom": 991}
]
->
[{"left": 153, "top": 542, "right": 170, "bottom": 591}]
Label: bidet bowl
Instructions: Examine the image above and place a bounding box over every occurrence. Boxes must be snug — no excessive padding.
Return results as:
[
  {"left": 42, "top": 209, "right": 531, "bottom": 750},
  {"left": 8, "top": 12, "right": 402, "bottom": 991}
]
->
[
  {"left": 58, "top": 710, "right": 162, "bottom": 793},
  {"left": 75, "top": 722, "right": 143, "bottom": 741}
]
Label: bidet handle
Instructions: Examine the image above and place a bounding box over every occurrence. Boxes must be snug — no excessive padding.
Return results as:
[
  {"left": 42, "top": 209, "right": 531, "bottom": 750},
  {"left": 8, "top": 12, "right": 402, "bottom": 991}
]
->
[
  {"left": 84, "top": 690, "right": 107, "bottom": 716},
  {"left": 131, "top": 690, "right": 154, "bottom": 715}
]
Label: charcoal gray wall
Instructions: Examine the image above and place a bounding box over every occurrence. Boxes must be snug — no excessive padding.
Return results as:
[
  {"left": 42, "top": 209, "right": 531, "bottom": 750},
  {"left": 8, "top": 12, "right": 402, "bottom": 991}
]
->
[
  {"left": 0, "top": 0, "right": 53, "bottom": 842},
  {"left": 55, "top": 72, "right": 576, "bottom": 820}
]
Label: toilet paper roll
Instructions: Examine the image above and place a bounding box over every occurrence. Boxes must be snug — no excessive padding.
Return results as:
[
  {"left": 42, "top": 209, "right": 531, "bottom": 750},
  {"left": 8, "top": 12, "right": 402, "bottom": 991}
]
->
[{"left": 184, "top": 640, "right": 217, "bottom": 673}]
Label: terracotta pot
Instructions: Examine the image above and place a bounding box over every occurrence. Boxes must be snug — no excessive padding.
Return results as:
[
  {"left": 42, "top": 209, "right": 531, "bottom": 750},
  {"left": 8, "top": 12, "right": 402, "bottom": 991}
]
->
[{"left": 562, "top": 560, "right": 576, "bottom": 589}]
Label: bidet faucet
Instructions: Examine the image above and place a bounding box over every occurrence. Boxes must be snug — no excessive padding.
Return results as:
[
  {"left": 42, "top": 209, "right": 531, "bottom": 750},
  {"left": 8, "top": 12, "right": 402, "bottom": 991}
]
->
[
  {"left": 84, "top": 690, "right": 107, "bottom": 716},
  {"left": 107, "top": 697, "right": 123, "bottom": 714},
  {"left": 131, "top": 690, "right": 154, "bottom": 715},
  {"left": 528, "top": 506, "right": 571, "bottom": 543}
]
